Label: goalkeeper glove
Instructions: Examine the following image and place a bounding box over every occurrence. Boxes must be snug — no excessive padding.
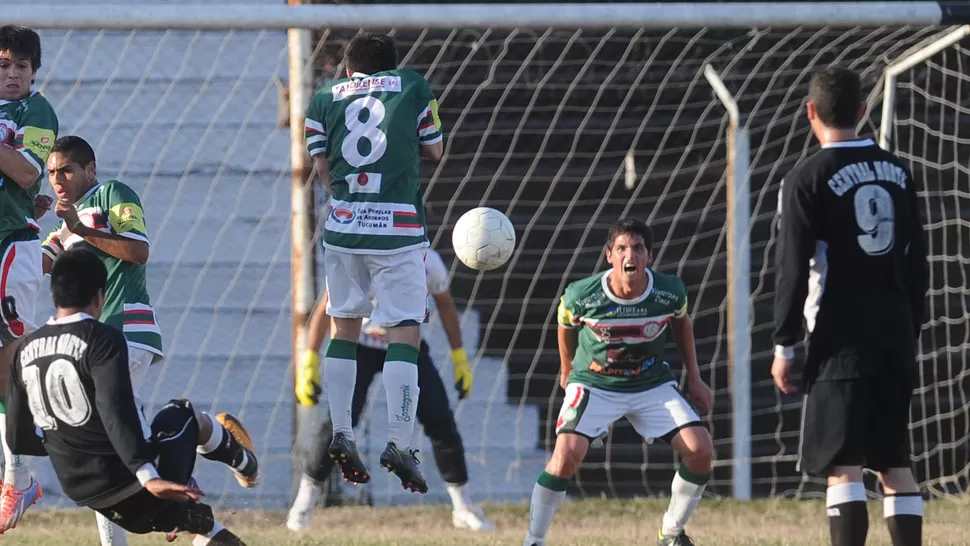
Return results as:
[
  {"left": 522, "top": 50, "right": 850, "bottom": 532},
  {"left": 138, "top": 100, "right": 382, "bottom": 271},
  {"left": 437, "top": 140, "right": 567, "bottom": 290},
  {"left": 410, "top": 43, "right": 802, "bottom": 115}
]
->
[
  {"left": 295, "top": 349, "right": 322, "bottom": 407},
  {"left": 452, "top": 347, "right": 472, "bottom": 400}
]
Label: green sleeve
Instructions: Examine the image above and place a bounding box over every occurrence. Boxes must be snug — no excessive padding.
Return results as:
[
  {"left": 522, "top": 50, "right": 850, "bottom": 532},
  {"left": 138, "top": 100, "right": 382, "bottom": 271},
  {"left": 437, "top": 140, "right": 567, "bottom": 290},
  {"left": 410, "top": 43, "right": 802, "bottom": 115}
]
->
[
  {"left": 41, "top": 220, "right": 66, "bottom": 260},
  {"left": 16, "top": 95, "right": 59, "bottom": 176},
  {"left": 104, "top": 182, "right": 149, "bottom": 244},
  {"left": 304, "top": 92, "right": 328, "bottom": 158},
  {"left": 414, "top": 74, "right": 443, "bottom": 146},
  {"left": 673, "top": 277, "right": 689, "bottom": 318},
  {"left": 557, "top": 285, "right": 582, "bottom": 329}
]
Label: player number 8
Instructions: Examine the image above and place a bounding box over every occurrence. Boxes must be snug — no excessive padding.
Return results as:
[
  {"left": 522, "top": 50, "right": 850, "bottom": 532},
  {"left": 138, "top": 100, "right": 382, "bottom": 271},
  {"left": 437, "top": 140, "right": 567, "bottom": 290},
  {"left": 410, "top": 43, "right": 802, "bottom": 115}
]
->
[
  {"left": 853, "top": 184, "right": 895, "bottom": 256},
  {"left": 343, "top": 96, "right": 388, "bottom": 168}
]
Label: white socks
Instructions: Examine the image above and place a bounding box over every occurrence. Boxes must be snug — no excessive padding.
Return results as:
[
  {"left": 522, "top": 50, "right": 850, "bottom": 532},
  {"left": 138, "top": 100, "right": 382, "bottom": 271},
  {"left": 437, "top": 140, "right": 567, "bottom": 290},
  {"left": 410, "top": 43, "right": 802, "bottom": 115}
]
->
[
  {"left": 527, "top": 472, "right": 568, "bottom": 540},
  {"left": 661, "top": 466, "right": 709, "bottom": 537},
  {"left": 0, "top": 417, "right": 28, "bottom": 487},
  {"left": 447, "top": 482, "right": 474, "bottom": 512},
  {"left": 96, "top": 511, "right": 129, "bottom": 546},
  {"left": 191, "top": 522, "right": 226, "bottom": 545},
  {"left": 324, "top": 339, "right": 358, "bottom": 439},
  {"left": 383, "top": 344, "right": 420, "bottom": 448}
]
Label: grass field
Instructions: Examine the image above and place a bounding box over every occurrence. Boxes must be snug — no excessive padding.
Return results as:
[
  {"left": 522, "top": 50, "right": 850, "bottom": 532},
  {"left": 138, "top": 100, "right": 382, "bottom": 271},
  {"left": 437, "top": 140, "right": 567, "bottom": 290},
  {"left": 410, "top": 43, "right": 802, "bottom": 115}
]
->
[{"left": 9, "top": 497, "right": 970, "bottom": 545}]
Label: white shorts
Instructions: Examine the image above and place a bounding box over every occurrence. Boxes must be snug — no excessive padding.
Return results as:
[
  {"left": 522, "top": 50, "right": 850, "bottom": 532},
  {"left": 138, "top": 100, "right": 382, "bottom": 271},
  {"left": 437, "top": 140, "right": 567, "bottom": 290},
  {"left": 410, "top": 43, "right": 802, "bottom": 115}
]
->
[
  {"left": 128, "top": 345, "right": 156, "bottom": 393},
  {"left": 555, "top": 381, "right": 702, "bottom": 442},
  {"left": 324, "top": 248, "right": 428, "bottom": 328},
  {"left": 0, "top": 239, "right": 41, "bottom": 347}
]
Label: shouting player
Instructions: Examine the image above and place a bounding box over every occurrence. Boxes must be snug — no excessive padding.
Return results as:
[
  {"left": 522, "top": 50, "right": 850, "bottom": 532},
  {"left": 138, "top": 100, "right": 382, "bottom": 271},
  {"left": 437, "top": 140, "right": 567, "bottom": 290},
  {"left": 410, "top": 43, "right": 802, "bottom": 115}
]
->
[
  {"left": 0, "top": 25, "right": 59, "bottom": 530},
  {"left": 40, "top": 135, "right": 176, "bottom": 546},
  {"left": 6, "top": 248, "right": 259, "bottom": 544},
  {"left": 288, "top": 247, "right": 494, "bottom": 532},
  {"left": 771, "top": 67, "right": 928, "bottom": 546},
  {"left": 523, "top": 219, "right": 714, "bottom": 546},
  {"left": 304, "top": 32, "right": 443, "bottom": 493}
]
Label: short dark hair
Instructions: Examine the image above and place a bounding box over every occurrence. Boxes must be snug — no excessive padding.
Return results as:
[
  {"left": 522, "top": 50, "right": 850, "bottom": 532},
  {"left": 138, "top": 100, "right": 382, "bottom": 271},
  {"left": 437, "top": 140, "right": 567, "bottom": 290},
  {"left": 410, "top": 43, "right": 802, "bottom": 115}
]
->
[
  {"left": 0, "top": 26, "right": 42, "bottom": 72},
  {"left": 51, "top": 136, "right": 96, "bottom": 167},
  {"left": 344, "top": 33, "right": 398, "bottom": 75},
  {"left": 50, "top": 248, "right": 106, "bottom": 309},
  {"left": 808, "top": 66, "right": 862, "bottom": 130},
  {"left": 607, "top": 218, "right": 653, "bottom": 254}
]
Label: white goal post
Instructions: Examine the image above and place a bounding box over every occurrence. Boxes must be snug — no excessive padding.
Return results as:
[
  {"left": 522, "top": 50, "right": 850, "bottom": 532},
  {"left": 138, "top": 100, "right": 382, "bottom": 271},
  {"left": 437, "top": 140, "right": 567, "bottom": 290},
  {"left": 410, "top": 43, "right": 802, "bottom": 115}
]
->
[{"left": 8, "top": 2, "right": 970, "bottom": 508}]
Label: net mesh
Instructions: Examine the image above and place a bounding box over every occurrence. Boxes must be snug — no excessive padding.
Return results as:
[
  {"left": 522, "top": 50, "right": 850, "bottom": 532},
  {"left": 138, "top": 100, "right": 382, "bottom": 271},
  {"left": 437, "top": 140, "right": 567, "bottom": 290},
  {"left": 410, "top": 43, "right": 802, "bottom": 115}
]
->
[{"left": 22, "top": 21, "right": 970, "bottom": 510}]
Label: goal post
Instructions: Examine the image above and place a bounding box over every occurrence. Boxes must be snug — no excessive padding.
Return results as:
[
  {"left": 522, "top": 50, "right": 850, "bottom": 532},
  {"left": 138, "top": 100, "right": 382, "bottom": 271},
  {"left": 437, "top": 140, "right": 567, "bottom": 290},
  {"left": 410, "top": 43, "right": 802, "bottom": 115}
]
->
[{"left": 10, "top": 3, "right": 970, "bottom": 509}]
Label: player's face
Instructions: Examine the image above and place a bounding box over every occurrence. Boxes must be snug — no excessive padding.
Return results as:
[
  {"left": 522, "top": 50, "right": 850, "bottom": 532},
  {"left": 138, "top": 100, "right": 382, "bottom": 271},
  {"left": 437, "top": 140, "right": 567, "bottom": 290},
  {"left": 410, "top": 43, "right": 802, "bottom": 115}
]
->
[
  {"left": 0, "top": 52, "right": 34, "bottom": 101},
  {"left": 605, "top": 233, "right": 652, "bottom": 281},
  {"left": 47, "top": 152, "right": 95, "bottom": 203}
]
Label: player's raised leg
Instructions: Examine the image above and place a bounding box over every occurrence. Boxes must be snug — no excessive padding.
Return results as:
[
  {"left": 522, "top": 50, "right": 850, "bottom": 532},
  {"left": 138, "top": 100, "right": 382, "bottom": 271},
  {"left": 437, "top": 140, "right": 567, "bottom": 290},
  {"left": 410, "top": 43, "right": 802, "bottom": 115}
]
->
[{"left": 321, "top": 250, "right": 372, "bottom": 484}]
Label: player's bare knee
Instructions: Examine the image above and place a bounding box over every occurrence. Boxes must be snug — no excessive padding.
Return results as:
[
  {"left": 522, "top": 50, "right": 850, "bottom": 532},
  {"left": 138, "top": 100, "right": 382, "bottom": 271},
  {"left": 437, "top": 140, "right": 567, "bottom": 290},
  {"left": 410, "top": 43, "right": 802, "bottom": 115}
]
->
[
  {"left": 331, "top": 317, "right": 362, "bottom": 341},
  {"left": 672, "top": 426, "right": 714, "bottom": 472},
  {"left": 879, "top": 467, "right": 919, "bottom": 495},
  {"left": 827, "top": 466, "right": 865, "bottom": 485},
  {"left": 547, "top": 433, "right": 589, "bottom": 478},
  {"left": 385, "top": 323, "right": 420, "bottom": 347}
]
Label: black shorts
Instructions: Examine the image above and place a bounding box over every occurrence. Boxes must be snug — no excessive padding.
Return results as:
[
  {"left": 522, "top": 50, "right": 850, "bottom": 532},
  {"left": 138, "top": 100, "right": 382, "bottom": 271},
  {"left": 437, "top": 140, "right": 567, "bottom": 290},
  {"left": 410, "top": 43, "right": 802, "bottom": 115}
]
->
[
  {"left": 798, "top": 347, "right": 916, "bottom": 476},
  {"left": 95, "top": 399, "right": 216, "bottom": 536}
]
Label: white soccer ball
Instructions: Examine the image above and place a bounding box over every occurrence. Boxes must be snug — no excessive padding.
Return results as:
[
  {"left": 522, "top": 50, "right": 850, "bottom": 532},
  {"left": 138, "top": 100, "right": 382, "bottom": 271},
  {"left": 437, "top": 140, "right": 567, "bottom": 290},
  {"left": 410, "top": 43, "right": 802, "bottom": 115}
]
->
[{"left": 451, "top": 207, "right": 516, "bottom": 271}]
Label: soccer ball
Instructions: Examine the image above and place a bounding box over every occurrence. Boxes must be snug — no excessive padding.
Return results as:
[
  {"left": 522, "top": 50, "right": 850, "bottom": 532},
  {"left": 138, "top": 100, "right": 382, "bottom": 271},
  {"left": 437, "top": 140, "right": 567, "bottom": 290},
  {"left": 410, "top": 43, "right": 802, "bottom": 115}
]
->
[{"left": 451, "top": 207, "right": 516, "bottom": 271}]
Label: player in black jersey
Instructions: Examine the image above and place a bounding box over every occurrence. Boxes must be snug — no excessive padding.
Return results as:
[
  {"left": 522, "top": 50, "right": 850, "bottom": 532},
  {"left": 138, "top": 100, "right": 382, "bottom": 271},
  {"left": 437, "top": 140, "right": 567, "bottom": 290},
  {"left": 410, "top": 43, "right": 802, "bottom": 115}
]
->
[
  {"left": 5, "top": 248, "right": 260, "bottom": 544},
  {"left": 771, "top": 67, "right": 928, "bottom": 546}
]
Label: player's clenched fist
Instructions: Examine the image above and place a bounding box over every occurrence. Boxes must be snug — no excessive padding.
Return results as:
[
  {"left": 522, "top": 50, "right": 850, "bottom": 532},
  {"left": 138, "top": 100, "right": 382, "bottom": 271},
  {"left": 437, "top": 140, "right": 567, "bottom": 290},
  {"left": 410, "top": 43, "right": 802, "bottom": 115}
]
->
[
  {"left": 295, "top": 350, "right": 322, "bottom": 406},
  {"left": 451, "top": 348, "right": 472, "bottom": 400}
]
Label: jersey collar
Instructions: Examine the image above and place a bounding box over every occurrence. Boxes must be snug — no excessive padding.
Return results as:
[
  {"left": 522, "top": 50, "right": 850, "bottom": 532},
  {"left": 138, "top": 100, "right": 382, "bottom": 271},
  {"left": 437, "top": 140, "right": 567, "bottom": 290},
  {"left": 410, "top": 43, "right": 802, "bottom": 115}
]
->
[
  {"left": 74, "top": 182, "right": 101, "bottom": 206},
  {"left": 600, "top": 267, "right": 654, "bottom": 305},
  {"left": 351, "top": 72, "right": 370, "bottom": 78},
  {"left": 821, "top": 138, "right": 875, "bottom": 149},
  {"left": 47, "top": 312, "right": 96, "bottom": 325},
  {"left": 0, "top": 89, "right": 37, "bottom": 106}
]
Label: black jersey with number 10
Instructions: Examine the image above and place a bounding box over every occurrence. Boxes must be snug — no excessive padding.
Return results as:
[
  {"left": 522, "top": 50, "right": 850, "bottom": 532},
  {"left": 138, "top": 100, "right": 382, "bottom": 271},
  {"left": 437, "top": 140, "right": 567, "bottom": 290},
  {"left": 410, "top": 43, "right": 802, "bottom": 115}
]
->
[
  {"left": 772, "top": 139, "right": 928, "bottom": 370},
  {"left": 5, "top": 314, "right": 157, "bottom": 509}
]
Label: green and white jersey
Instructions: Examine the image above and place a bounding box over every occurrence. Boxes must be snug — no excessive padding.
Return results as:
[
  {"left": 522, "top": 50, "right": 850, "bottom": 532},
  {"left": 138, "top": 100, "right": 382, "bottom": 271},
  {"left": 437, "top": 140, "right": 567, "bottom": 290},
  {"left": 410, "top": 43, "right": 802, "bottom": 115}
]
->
[
  {"left": 305, "top": 69, "right": 443, "bottom": 254},
  {"left": 42, "top": 181, "right": 163, "bottom": 361},
  {"left": 0, "top": 90, "right": 58, "bottom": 242},
  {"left": 557, "top": 268, "right": 689, "bottom": 393}
]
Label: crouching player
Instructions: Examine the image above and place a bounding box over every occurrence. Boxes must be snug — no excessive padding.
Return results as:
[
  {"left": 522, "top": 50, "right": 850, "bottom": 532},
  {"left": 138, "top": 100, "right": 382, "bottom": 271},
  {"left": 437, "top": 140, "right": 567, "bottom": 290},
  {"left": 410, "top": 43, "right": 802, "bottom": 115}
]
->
[
  {"left": 524, "top": 219, "right": 714, "bottom": 546},
  {"left": 4, "top": 248, "right": 259, "bottom": 544}
]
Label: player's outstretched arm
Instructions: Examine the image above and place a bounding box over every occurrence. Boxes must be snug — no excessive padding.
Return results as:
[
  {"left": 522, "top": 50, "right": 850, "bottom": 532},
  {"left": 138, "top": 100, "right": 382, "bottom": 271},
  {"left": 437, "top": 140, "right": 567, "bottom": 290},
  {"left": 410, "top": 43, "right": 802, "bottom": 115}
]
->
[{"left": 295, "top": 291, "right": 331, "bottom": 407}]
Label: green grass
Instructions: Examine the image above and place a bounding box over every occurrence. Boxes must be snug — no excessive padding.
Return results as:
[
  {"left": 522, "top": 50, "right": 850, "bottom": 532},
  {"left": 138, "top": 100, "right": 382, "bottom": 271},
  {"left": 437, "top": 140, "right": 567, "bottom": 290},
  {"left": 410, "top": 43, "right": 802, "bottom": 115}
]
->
[{"left": 8, "top": 497, "right": 970, "bottom": 545}]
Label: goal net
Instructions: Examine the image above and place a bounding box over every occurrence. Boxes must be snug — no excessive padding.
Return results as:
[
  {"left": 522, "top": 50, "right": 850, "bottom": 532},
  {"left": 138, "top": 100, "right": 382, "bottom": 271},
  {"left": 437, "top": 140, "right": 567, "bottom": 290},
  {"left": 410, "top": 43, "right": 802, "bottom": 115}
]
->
[{"left": 24, "top": 20, "right": 969, "bottom": 509}]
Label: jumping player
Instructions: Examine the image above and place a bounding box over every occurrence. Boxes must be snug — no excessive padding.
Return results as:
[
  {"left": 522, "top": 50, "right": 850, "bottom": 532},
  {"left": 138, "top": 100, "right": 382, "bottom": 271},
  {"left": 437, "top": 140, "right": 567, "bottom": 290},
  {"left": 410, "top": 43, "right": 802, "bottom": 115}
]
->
[
  {"left": 288, "top": 248, "right": 493, "bottom": 532},
  {"left": 523, "top": 219, "right": 714, "bottom": 546},
  {"left": 771, "top": 66, "right": 928, "bottom": 546},
  {"left": 304, "top": 32, "right": 443, "bottom": 493},
  {"left": 5, "top": 248, "right": 259, "bottom": 544},
  {"left": 0, "top": 25, "right": 59, "bottom": 530}
]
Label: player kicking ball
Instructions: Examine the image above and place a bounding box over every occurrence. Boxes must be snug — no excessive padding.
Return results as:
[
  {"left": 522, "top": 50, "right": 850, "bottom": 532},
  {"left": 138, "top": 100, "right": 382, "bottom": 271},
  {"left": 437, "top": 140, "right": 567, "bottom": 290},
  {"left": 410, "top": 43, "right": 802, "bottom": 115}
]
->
[
  {"left": 288, "top": 247, "right": 494, "bottom": 532},
  {"left": 523, "top": 219, "right": 714, "bottom": 546},
  {"left": 4, "top": 248, "right": 259, "bottom": 544},
  {"left": 771, "top": 67, "right": 927, "bottom": 546},
  {"left": 304, "top": 32, "right": 443, "bottom": 493}
]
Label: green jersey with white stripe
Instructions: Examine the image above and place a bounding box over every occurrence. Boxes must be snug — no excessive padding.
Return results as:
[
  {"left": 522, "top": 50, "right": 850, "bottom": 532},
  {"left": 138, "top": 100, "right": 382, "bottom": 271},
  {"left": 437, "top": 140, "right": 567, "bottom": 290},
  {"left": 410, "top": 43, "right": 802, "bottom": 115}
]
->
[
  {"left": 304, "top": 69, "right": 443, "bottom": 254},
  {"left": 557, "top": 268, "right": 688, "bottom": 392},
  {"left": 0, "top": 91, "right": 59, "bottom": 242},
  {"left": 42, "top": 181, "right": 163, "bottom": 361}
]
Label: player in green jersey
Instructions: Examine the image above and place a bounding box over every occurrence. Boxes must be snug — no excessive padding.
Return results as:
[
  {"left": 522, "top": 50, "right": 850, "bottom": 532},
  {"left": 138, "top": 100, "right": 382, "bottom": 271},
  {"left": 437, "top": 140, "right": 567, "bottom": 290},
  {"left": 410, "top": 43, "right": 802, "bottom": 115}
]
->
[
  {"left": 0, "top": 25, "right": 58, "bottom": 533},
  {"left": 40, "top": 136, "right": 183, "bottom": 546},
  {"left": 303, "top": 32, "right": 443, "bottom": 494},
  {"left": 523, "top": 219, "right": 715, "bottom": 546}
]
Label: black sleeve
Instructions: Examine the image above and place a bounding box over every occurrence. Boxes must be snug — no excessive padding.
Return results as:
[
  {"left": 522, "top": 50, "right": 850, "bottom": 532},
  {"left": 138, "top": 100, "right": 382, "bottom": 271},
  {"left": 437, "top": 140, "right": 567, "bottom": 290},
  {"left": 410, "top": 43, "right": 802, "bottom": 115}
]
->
[
  {"left": 5, "top": 346, "right": 47, "bottom": 456},
  {"left": 88, "top": 329, "right": 157, "bottom": 475},
  {"left": 903, "top": 169, "right": 928, "bottom": 341},
  {"left": 772, "top": 169, "right": 819, "bottom": 353}
]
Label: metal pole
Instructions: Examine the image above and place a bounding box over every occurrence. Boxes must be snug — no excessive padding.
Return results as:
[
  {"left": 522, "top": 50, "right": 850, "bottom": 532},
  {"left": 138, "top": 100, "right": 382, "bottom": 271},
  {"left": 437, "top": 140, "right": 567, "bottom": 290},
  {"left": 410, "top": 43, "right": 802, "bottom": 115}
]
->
[
  {"left": 879, "top": 25, "right": 970, "bottom": 149},
  {"left": 704, "top": 63, "right": 752, "bottom": 501},
  {"left": 289, "top": 0, "right": 316, "bottom": 445}
]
